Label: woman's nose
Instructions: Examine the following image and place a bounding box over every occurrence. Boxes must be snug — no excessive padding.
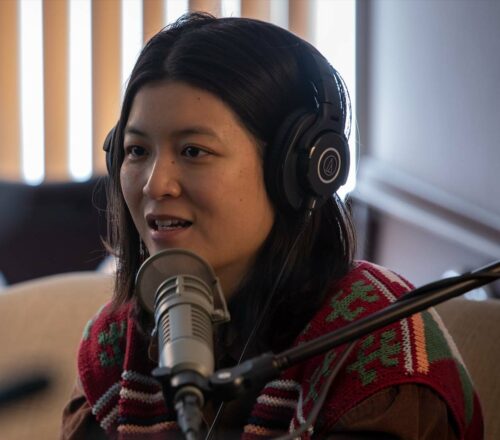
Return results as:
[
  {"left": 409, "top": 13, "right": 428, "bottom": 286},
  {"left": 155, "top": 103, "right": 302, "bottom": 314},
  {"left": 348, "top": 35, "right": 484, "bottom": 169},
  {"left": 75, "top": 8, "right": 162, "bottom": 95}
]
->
[{"left": 142, "top": 158, "right": 182, "bottom": 199}]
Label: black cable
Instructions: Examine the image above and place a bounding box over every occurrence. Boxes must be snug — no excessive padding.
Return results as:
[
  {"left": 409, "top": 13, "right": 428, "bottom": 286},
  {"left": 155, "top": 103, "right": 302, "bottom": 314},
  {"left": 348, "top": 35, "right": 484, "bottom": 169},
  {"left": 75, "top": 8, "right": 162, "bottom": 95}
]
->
[
  {"left": 273, "top": 341, "right": 357, "bottom": 440},
  {"left": 207, "top": 262, "right": 500, "bottom": 440},
  {"left": 272, "top": 269, "right": 499, "bottom": 438},
  {"left": 204, "top": 207, "right": 314, "bottom": 440},
  {"left": 237, "top": 209, "right": 313, "bottom": 366},
  {"left": 271, "top": 270, "right": 500, "bottom": 439},
  {"left": 397, "top": 272, "right": 499, "bottom": 302}
]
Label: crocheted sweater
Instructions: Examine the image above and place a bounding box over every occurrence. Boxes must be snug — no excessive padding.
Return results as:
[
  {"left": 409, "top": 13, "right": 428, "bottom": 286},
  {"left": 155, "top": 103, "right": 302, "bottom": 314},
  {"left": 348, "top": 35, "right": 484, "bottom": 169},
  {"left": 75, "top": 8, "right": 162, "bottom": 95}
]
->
[{"left": 78, "top": 261, "right": 483, "bottom": 439}]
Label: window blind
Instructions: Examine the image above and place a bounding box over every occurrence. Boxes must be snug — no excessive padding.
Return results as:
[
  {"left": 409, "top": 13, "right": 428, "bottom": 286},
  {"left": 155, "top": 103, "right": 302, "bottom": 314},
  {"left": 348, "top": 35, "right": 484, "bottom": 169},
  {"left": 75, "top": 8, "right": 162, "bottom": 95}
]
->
[{"left": 0, "top": 0, "right": 330, "bottom": 183}]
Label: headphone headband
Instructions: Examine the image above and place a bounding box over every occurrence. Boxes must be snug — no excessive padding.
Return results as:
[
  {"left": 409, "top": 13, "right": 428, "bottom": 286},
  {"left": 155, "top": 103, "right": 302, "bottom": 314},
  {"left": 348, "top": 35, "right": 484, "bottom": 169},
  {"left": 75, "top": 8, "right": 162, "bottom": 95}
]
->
[
  {"left": 104, "top": 44, "right": 350, "bottom": 213},
  {"left": 304, "top": 50, "right": 343, "bottom": 119},
  {"left": 264, "top": 44, "right": 350, "bottom": 212}
]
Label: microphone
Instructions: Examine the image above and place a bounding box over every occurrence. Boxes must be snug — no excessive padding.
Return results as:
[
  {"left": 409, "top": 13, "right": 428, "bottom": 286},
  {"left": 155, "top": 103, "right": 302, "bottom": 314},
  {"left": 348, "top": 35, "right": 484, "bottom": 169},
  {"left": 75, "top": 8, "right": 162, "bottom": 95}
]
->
[{"left": 136, "top": 249, "right": 230, "bottom": 440}]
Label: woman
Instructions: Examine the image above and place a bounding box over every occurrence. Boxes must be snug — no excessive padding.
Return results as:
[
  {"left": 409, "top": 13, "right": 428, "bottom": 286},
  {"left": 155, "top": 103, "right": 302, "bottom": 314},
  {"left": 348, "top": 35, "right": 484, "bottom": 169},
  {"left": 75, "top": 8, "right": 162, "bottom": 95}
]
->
[{"left": 62, "top": 13, "right": 482, "bottom": 439}]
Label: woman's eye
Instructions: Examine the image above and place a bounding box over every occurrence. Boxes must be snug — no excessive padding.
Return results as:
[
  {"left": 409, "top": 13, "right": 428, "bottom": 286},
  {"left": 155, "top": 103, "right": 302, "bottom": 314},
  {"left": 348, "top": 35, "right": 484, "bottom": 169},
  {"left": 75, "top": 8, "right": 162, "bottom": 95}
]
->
[
  {"left": 182, "top": 146, "right": 209, "bottom": 158},
  {"left": 125, "top": 145, "right": 147, "bottom": 158}
]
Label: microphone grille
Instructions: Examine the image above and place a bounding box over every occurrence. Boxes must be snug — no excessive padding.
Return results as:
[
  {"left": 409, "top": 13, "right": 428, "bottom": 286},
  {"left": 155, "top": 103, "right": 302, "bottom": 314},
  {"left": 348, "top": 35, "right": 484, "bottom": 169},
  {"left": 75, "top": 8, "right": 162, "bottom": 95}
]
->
[
  {"left": 191, "top": 305, "right": 212, "bottom": 341},
  {"left": 136, "top": 249, "right": 218, "bottom": 314},
  {"left": 157, "top": 294, "right": 213, "bottom": 345},
  {"left": 158, "top": 312, "right": 171, "bottom": 343},
  {"left": 156, "top": 305, "right": 211, "bottom": 345}
]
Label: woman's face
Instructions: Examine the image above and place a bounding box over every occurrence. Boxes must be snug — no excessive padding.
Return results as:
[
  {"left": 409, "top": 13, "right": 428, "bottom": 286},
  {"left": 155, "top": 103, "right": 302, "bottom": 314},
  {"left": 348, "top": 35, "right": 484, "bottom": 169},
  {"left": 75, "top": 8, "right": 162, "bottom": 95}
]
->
[{"left": 121, "top": 81, "right": 275, "bottom": 297}]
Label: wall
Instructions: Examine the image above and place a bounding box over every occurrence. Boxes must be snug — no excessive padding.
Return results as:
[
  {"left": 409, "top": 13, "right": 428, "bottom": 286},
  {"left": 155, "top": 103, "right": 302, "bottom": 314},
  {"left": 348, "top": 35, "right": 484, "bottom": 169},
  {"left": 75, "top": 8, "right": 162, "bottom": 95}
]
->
[{"left": 354, "top": 0, "right": 500, "bottom": 287}]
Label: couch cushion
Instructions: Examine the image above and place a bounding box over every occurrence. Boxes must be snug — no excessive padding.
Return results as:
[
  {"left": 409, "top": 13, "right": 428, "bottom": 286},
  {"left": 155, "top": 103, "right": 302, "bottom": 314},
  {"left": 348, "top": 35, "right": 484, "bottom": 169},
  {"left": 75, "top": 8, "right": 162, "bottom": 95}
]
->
[
  {"left": 0, "top": 272, "right": 112, "bottom": 439},
  {"left": 437, "top": 298, "right": 500, "bottom": 440}
]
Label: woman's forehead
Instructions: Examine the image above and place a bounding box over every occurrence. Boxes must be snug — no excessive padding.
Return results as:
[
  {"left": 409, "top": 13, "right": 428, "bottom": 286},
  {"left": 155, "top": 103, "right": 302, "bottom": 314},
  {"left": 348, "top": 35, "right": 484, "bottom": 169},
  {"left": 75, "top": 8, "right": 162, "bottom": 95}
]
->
[{"left": 126, "top": 81, "right": 250, "bottom": 139}]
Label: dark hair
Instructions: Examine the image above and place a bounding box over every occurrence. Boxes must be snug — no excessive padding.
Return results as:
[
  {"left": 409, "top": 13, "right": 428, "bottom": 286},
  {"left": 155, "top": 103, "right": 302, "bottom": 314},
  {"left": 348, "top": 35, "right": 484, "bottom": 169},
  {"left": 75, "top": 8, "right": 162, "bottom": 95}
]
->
[{"left": 106, "top": 12, "right": 356, "bottom": 352}]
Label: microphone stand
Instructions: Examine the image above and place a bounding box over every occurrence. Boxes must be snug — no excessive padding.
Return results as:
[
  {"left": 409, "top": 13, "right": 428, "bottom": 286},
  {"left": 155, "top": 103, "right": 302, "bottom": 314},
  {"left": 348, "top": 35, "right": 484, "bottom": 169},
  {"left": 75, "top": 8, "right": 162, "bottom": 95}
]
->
[
  {"left": 155, "top": 260, "right": 499, "bottom": 438},
  {"left": 209, "top": 260, "right": 500, "bottom": 401}
]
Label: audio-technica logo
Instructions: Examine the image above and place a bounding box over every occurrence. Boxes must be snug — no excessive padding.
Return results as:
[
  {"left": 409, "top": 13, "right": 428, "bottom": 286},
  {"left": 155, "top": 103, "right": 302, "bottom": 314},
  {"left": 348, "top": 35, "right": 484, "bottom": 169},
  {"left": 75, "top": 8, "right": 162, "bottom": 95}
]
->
[
  {"left": 318, "top": 148, "right": 340, "bottom": 184},
  {"left": 323, "top": 155, "right": 337, "bottom": 177}
]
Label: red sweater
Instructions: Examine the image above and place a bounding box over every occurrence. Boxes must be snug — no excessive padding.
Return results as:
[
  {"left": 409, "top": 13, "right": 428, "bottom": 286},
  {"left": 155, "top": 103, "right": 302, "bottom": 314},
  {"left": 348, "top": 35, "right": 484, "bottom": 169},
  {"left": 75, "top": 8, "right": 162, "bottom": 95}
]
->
[{"left": 78, "top": 261, "right": 483, "bottom": 439}]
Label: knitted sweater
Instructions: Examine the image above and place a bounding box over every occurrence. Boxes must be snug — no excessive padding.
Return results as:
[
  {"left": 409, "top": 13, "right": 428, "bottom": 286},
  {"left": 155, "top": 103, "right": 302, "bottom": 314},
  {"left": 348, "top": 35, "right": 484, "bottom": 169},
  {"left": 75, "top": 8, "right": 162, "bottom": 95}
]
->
[{"left": 78, "top": 261, "right": 483, "bottom": 439}]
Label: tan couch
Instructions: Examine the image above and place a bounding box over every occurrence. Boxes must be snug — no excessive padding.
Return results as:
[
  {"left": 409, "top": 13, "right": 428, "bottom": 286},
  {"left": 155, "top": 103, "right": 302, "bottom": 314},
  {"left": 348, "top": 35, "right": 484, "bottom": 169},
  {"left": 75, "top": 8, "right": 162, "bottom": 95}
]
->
[
  {"left": 0, "top": 272, "right": 112, "bottom": 439},
  {"left": 0, "top": 273, "right": 498, "bottom": 439},
  {"left": 436, "top": 298, "right": 500, "bottom": 440}
]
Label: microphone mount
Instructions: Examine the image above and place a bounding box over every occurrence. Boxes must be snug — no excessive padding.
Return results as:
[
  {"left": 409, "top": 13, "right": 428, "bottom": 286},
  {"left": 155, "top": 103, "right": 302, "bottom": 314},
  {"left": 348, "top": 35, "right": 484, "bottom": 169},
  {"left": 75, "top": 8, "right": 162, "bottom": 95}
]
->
[
  {"left": 136, "top": 249, "right": 230, "bottom": 440},
  {"left": 208, "top": 260, "right": 500, "bottom": 402},
  {"left": 137, "top": 251, "right": 499, "bottom": 439}
]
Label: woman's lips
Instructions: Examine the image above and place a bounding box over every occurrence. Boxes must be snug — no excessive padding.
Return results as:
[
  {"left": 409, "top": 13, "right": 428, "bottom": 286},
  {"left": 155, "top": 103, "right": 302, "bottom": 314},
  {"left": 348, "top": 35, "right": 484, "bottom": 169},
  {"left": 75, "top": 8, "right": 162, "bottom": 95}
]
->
[
  {"left": 155, "top": 219, "right": 192, "bottom": 230},
  {"left": 148, "top": 219, "right": 192, "bottom": 244},
  {"left": 146, "top": 213, "right": 192, "bottom": 228}
]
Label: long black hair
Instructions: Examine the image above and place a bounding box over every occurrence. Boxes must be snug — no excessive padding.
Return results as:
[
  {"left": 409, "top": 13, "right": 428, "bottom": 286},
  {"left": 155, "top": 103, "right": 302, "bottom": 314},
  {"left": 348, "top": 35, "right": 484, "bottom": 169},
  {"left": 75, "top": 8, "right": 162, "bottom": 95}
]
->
[{"left": 106, "top": 12, "right": 356, "bottom": 353}]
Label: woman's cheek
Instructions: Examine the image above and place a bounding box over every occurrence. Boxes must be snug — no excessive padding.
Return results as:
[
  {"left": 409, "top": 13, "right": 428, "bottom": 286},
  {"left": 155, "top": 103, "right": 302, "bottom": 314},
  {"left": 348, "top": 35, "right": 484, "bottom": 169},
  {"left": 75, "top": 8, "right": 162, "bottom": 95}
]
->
[{"left": 120, "top": 165, "right": 142, "bottom": 209}]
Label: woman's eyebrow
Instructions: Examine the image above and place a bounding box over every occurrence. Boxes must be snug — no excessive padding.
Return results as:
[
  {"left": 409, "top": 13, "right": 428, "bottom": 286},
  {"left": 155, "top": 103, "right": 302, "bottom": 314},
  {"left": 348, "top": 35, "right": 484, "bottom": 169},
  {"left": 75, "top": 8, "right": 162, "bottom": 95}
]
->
[
  {"left": 125, "top": 124, "right": 221, "bottom": 140},
  {"left": 124, "top": 125, "right": 148, "bottom": 137},
  {"left": 171, "top": 126, "right": 220, "bottom": 140}
]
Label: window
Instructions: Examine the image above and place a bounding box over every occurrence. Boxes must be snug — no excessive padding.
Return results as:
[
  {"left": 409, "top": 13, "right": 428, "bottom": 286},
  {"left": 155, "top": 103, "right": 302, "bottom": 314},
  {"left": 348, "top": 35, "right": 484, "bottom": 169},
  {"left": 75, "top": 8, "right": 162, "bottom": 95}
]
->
[{"left": 3, "top": 0, "right": 356, "bottom": 194}]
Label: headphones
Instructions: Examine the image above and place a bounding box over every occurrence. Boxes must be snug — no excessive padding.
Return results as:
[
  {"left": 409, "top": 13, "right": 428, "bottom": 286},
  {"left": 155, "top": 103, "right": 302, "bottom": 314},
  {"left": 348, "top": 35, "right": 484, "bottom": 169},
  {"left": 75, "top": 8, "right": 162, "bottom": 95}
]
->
[
  {"left": 264, "top": 45, "right": 350, "bottom": 212},
  {"left": 103, "top": 125, "right": 116, "bottom": 177},
  {"left": 103, "top": 45, "right": 349, "bottom": 213}
]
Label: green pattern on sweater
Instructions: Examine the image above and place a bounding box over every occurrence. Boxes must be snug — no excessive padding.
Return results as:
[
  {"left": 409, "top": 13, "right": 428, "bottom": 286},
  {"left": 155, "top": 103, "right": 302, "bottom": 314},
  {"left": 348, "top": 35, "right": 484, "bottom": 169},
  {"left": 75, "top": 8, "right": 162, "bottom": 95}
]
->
[
  {"left": 98, "top": 320, "right": 126, "bottom": 368},
  {"left": 82, "top": 304, "right": 106, "bottom": 341},
  {"left": 348, "top": 329, "right": 401, "bottom": 386},
  {"left": 422, "top": 311, "right": 452, "bottom": 362},
  {"left": 83, "top": 318, "right": 94, "bottom": 341},
  {"left": 458, "top": 363, "right": 474, "bottom": 425},
  {"left": 422, "top": 311, "right": 474, "bottom": 424},
  {"left": 327, "top": 281, "right": 379, "bottom": 322},
  {"left": 305, "top": 350, "right": 337, "bottom": 404}
]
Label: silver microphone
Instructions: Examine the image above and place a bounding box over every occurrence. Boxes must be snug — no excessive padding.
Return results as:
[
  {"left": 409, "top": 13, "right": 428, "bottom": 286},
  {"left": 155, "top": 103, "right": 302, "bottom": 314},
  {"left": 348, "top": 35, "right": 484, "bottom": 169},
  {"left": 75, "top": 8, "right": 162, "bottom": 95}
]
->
[{"left": 135, "top": 248, "right": 230, "bottom": 439}]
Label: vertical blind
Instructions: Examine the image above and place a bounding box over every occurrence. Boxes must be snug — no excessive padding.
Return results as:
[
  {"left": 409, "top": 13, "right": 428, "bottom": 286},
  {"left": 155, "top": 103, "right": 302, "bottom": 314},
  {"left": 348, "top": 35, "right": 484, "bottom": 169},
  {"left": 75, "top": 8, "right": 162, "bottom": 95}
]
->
[{"left": 0, "top": 0, "right": 354, "bottom": 186}]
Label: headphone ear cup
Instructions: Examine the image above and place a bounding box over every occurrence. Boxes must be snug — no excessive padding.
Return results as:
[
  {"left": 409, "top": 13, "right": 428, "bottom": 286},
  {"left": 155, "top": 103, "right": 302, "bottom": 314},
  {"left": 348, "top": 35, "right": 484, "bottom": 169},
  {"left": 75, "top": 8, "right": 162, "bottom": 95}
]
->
[
  {"left": 302, "top": 129, "right": 350, "bottom": 200},
  {"left": 265, "top": 109, "right": 316, "bottom": 212},
  {"left": 103, "top": 126, "right": 117, "bottom": 176}
]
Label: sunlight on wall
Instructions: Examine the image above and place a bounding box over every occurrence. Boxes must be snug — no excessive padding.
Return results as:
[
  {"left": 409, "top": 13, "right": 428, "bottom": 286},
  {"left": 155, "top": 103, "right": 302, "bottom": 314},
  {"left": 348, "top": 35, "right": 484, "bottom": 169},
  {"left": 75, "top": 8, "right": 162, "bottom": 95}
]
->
[
  {"left": 69, "top": 0, "right": 92, "bottom": 181},
  {"left": 270, "top": 0, "right": 288, "bottom": 28},
  {"left": 121, "top": 0, "right": 143, "bottom": 95},
  {"left": 221, "top": 0, "right": 241, "bottom": 17},
  {"left": 315, "top": 0, "right": 357, "bottom": 197},
  {"left": 20, "top": 0, "right": 44, "bottom": 185},
  {"left": 19, "top": 0, "right": 356, "bottom": 194},
  {"left": 165, "top": 0, "right": 188, "bottom": 24}
]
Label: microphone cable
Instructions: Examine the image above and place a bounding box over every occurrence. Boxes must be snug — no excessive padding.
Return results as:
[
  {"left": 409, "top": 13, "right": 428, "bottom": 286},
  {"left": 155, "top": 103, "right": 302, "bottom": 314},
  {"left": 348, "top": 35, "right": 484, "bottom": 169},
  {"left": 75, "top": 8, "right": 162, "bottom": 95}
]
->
[
  {"left": 205, "top": 204, "right": 315, "bottom": 440},
  {"left": 275, "top": 264, "right": 500, "bottom": 439},
  {"left": 274, "top": 340, "right": 356, "bottom": 440},
  {"left": 397, "top": 271, "right": 500, "bottom": 302},
  {"left": 237, "top": 207, "right": 314, "bottom": 366},
  {"left": 205, "top": 258, "right": 500, "bottom": 438}
]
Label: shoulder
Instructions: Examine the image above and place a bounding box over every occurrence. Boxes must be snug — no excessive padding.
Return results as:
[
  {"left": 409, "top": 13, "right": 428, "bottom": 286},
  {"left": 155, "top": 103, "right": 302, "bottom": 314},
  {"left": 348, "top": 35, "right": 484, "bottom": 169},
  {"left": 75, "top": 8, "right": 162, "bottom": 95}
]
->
[
  {"left": 286, "top": 262, "right": 482, "bottom": 439},
  {"left": 77, "top": 301, "right": 133, "bottom": 406},
  {"left": 79, "top": 301, "right": 131, "bottom": 364},
  {"left": 325, "top": 260, "right": 415, "bottom": 322},
  {"left": 76, "top": 301, "right": 168, "bottom": 434},
  {"left": 330, "top": 384, "right": 459, "bottom": 439},
  {"left": 333, "top": 260, "right": 414, "bottom": 301},
  {"left": 296, "top": 261, "right": 413, "bottom": 343}
]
